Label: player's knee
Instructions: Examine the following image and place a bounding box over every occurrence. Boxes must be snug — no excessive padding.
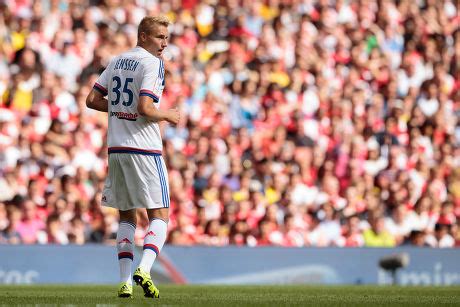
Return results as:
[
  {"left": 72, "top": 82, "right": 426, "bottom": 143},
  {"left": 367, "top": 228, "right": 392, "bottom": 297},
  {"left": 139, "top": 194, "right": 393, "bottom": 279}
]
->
[
  {"left": 147, "top": 208, "right": 169, "bottom": 223},
  {"left": 119, "top": 209, "right": 137, "bottom": 224}
]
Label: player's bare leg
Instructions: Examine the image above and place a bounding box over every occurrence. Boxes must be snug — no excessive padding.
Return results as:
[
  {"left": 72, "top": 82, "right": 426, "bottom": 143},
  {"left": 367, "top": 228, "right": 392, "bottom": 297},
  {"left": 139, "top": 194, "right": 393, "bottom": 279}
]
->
[
  {"left": 133, "top": 208, "right": 168, "bottom": 298},
  {"left": 117, "top": 209, "right": 137, "bottom": 298}
]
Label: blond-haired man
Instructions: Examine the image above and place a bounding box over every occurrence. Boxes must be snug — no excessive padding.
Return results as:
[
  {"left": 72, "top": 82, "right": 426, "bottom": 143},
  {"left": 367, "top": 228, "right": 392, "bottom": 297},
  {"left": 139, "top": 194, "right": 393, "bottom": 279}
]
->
[{"left": 86, "top": 15, "right": 179, "bottom": 298}]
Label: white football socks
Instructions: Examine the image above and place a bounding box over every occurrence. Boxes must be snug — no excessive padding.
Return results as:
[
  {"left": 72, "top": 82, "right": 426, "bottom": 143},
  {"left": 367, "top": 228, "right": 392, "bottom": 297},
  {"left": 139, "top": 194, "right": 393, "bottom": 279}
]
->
[
  {"left": 116, "top": 221, "right": 136, "bottom": 285},
  {"left": 138, "top": 218, "right": 168, "bottom": 273}
]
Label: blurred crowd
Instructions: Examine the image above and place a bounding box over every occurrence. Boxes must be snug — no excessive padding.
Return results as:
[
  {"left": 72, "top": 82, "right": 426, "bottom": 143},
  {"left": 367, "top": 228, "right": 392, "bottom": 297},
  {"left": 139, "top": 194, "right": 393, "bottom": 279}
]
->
[{"left": 0, "top": 0, "right": 459, "bottom": 248}]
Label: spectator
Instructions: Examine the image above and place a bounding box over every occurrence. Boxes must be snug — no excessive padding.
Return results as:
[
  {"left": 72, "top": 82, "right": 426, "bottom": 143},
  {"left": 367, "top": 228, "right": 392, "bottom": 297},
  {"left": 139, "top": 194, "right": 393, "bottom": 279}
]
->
[
  {"left": 425, "top": 223, "right": 455, "bottom": 248},
  {"left": 403, "top": 230, "right": 430, "bottom": 247},
  {"left": 363, "top": 215, "right": 396, "bottom": 247},
  {"left": 37, "top": 213, "right": 69, "bottom": 244},
  {"left": 15, "top": 198, "right": 45, "bottom": 244},
  {"left": 0, "top": 206, "right": 22, "bottom": 244},
  {"left": 339, "top": 215, "right": 365, "bottom": 247}
]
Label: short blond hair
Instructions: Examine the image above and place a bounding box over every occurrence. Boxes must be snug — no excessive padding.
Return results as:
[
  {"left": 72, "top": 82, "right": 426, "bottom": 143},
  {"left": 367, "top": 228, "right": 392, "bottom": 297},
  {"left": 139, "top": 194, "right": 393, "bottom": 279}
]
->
[{"left": 138, "top": 15, "right": 171, "bottom": 38}]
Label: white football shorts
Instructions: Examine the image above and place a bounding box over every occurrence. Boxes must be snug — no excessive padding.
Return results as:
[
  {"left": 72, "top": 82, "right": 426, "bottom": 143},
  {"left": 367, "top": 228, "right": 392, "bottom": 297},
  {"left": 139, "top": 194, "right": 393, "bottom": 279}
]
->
[{"left": 101, "top": 153, "right": 170, "bottom": 211}]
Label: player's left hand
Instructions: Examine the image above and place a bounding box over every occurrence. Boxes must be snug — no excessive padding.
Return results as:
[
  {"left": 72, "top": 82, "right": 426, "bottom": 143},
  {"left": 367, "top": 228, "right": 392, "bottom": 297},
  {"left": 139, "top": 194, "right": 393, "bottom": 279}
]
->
[{"left": 166, "top": 108, "right": 180, "bottom": 125}]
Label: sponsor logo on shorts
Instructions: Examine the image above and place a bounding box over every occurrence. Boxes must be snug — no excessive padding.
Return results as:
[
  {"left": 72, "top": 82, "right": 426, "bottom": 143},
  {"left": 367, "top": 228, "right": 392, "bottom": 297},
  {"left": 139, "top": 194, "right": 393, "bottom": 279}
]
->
[
  {"left": 110, "top": 111, "right": 138, "bottom": 121},
  {"left": 145, "top": 231, "right": 156, "bottom": 238}
]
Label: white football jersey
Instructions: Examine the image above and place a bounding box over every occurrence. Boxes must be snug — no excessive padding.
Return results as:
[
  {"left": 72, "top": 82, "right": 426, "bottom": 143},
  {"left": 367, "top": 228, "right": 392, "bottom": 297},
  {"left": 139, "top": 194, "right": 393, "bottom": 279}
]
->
[{"left": 93, "top": 46, "right": 165, "bottom": 155}]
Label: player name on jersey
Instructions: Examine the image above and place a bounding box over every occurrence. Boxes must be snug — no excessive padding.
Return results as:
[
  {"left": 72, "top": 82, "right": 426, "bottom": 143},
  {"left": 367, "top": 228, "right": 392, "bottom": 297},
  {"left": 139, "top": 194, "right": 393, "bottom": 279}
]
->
[{"left": 114, "top": 58, "right": 140, "bottom": 72}]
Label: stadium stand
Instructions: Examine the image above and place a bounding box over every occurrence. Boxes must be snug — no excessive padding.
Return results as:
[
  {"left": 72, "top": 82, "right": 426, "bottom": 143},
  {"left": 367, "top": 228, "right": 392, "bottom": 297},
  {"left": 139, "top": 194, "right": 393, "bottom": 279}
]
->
[{"left": 0, "top": 0, "right": 459, "bottom": 247}]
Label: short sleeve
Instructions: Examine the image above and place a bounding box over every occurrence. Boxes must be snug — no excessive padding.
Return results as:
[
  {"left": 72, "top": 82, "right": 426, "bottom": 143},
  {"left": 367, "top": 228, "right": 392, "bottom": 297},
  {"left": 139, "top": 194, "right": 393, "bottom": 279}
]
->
[
  {"left": 93, "top": 65, "right": 110, "bottom": 96},
  {"left": 139, "top": 58, "right": 163, "bottom": 103}
]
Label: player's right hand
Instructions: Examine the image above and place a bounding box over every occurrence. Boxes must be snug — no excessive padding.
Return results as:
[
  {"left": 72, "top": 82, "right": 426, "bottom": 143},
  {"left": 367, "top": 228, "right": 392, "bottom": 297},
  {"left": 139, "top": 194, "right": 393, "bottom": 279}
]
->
[{"left": 167, "top": 108, "right": 180, "bottom": 125}]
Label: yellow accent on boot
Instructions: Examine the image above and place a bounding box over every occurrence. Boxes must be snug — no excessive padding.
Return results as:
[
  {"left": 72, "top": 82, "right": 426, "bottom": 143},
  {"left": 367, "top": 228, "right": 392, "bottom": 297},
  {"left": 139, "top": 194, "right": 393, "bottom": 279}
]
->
[
  {"left": 117, "top": 282, "right": 133, "bottom": 298},
  {"left": 133, "top": 267, "right": 160, "bottom": 298}
]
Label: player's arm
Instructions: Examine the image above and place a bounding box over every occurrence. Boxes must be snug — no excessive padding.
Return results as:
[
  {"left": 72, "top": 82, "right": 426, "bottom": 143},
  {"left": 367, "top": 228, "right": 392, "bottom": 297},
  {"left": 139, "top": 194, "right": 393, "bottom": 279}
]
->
[
  {"left": 137, "top": 96, "right": 180, "bottom": 124},
  {"left": 86, "top": 89, "right": 109, "bottom": 113},
  {"left": 87, "top": 62, "right": 111, "bottom": 113}
]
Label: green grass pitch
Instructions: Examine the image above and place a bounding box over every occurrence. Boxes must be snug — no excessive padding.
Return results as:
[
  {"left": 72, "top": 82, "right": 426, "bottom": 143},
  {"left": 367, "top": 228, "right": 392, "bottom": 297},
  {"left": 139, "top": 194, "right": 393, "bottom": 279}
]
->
[{"left": 1, "top": 285, "right": 459, "bottom": 306}]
